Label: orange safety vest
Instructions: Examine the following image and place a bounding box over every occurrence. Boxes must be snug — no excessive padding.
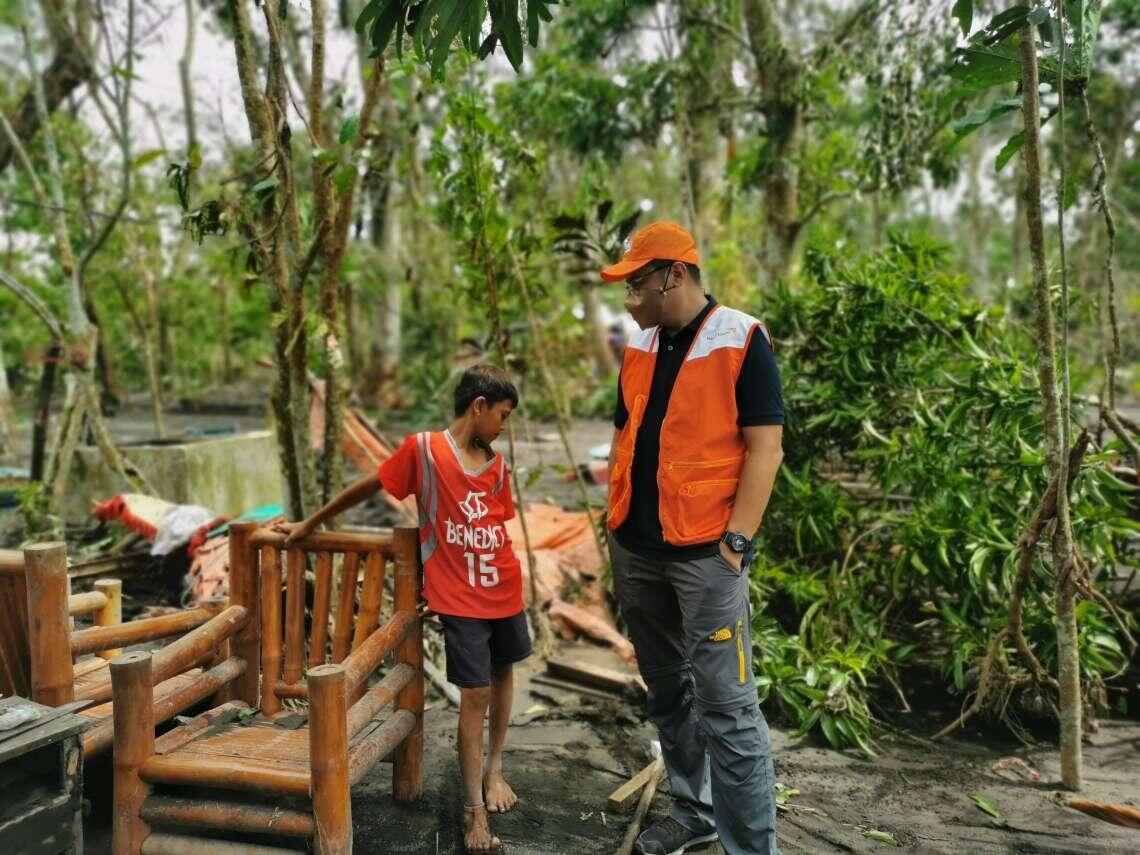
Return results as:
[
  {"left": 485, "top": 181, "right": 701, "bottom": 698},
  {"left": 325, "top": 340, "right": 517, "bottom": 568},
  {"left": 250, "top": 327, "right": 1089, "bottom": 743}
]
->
[{"left": 608, "top": 305, "right": 771, "bottom": 547}]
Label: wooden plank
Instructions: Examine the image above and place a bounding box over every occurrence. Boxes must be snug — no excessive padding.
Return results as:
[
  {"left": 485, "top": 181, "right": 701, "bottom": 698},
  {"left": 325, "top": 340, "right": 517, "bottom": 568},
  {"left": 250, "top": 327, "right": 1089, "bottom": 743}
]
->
[
  {"left": 617, "top": 758, "right": 667, "bottom": 855},
  {"left": 153, "top": 702, "right": 249, "bottom": 755},
  {"left": 169, "top": 723, "right": 311, "bottom": 766},
  {"left": 530, "top": 674, "right": 627, "bottom": 702},
  {"left": 0, "top": 697, "right": 90, "bottom": 761},
  {"left": 546, "top": 657, "right": 647, "bottom": 695},
  {"left": 68, "top": 549, "right": 150, "bottom": 580},
  {"left": 72, "top": 657, "right": 110, "bottom": 679},
  {"left": 607, "top": 757, "right": 665, "bottom": 813}
]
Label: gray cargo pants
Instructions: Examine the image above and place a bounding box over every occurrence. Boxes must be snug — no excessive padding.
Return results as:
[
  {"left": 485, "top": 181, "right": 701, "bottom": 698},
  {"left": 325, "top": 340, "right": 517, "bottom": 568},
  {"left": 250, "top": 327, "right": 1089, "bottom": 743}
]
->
[{"left": 610, "top": 534, "right": 779, "bottom": 855}]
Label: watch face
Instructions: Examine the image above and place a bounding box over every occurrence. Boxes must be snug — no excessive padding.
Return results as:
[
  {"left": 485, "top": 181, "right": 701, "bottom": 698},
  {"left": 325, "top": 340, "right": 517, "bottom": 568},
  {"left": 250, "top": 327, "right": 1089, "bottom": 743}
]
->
[{"left": 727, "top": 533, "right": 748, "bottom": 552}]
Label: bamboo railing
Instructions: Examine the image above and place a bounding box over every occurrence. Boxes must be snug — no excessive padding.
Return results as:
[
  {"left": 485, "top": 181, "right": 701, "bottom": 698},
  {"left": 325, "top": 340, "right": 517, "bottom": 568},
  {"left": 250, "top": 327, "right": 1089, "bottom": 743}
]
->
[{"left": 108, "top": 523, "right": 424, "bottom": 854}]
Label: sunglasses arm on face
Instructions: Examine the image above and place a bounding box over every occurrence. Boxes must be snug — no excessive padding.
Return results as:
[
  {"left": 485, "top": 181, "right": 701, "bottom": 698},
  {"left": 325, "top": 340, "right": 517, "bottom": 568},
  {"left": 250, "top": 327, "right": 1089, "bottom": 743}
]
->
[{"left": 625, "top": 263, "right": 675, "bottom": 296}]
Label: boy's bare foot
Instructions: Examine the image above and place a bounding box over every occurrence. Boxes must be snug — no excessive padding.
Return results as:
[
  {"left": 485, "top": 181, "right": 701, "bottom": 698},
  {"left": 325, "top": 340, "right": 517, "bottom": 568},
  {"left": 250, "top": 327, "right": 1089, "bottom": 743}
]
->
[
  {"left": 483, "top": 770, "right": 518, "bottom": 813},
  {"left": 463, "top": 803, "right": 502, "bottom": 853}
]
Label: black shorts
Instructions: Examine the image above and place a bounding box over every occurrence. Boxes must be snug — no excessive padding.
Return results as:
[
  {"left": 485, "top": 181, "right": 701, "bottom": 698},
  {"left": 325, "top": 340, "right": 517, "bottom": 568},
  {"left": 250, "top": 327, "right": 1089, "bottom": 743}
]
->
[{"left": 438, "top": 610, "right": 532, "bottom": 688}]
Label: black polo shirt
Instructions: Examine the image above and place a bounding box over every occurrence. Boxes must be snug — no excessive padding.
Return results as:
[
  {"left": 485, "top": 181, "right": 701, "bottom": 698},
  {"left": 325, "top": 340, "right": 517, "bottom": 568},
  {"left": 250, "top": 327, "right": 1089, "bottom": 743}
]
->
[{"left": 613, "top": 296, "right": 785, "bottom": 561}]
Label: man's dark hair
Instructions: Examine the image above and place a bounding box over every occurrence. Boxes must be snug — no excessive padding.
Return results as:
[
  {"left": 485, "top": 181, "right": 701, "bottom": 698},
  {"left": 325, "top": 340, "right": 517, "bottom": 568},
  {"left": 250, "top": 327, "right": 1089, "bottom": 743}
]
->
[
  {"left": 653, "top": 259, "right": 701, "bottom": 284},
  {"left": 454, "top": 363, "right": 519, "bottom": 416}
]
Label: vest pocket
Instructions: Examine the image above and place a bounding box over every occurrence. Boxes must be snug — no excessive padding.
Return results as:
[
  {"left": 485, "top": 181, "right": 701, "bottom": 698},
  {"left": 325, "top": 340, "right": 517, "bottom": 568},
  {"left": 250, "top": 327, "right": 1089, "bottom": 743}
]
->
[
  {"left": 666, "top": 456, "right": 740, "bottom": 473},
  {"left": 673, "top": 478, "right": 738, "bottom": 541}
]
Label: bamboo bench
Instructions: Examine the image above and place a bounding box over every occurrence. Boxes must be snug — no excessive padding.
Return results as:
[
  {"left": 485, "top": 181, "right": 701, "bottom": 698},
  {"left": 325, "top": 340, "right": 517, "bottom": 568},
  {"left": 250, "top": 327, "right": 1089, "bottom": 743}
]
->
[
  {"left": 109, "top": 522, "right": 425, "bottom": 854},
  {"left": 0, "top": 545, "right": 238, "bottom": 758}
]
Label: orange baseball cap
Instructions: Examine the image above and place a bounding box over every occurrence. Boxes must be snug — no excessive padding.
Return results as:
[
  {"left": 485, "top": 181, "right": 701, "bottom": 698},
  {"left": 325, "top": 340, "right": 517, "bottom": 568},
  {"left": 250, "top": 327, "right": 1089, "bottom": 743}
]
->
[{"left": 599, "top": 221, "right": 700, "bottom": 282}]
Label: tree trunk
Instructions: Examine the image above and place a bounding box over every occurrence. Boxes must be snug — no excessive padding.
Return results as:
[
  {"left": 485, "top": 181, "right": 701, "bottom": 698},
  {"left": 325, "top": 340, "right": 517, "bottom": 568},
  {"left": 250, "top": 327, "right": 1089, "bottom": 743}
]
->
[
  {"left": 580, "top": 283, "right": 616, "bottom": 377},
  {"left": 178, "top": 0, "right": 198, "bottom": 158},
  {"left": 1018, "top": 24, "right": 1081, "bottom": 790},
  {"left": 0, "top": 331, "right": 12, "bottom": 459},
  {"left": 83, "top": 289, "right": 118, "bottom": 411},
  {"left": 228, "top": 0, "right": 310, "bottom": 519},
  {"left": 741, "top": 0, "right": 804, "bottom": 285},
  {"left": 1011, "top": 159, "right": 1027, "bottom": 283},
  {"left": 0, "top": 1, "right": 92, "bottom": 175},
  {"left": 128, "top": 235, "right": 166, "bottom": 437},
  {"left": 30, "top": 343, "right": 60, "bottom": 481}
]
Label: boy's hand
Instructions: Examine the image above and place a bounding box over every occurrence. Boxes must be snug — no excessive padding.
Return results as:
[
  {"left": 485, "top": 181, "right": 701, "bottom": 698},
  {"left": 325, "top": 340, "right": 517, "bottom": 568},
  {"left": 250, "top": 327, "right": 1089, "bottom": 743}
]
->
[
  {"left": 275, "top": 520, "right": 316, "bottom": 547},
  {"left": 416, "top": 599, "right": 435, "bottom": 619}
]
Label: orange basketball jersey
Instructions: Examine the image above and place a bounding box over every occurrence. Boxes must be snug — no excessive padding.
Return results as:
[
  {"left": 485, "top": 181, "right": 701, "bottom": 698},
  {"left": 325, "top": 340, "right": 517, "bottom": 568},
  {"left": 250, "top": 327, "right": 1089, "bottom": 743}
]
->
[{"left": 379, "top": 431, "right": 523, "bottom": 619}]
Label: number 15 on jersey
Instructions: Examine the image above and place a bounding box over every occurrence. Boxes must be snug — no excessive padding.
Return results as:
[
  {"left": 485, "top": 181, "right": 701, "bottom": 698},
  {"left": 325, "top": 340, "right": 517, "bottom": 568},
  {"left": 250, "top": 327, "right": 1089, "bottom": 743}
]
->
[{"left": 465, "top": 552, "right": 500, "bottom": 588}]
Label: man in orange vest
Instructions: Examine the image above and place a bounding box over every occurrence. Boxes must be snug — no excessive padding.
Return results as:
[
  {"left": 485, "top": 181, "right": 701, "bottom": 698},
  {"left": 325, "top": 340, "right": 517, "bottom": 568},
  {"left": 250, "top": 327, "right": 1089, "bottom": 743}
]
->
[{"left": 601, "top": 222, "right": 784, "bottom": 855}]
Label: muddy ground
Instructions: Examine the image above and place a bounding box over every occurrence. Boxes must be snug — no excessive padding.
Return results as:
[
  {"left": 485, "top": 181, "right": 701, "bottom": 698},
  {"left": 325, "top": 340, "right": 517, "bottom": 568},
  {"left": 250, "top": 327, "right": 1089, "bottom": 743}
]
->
[{"left": 345, "top": 639, "right": 1140, "bottom": 855}]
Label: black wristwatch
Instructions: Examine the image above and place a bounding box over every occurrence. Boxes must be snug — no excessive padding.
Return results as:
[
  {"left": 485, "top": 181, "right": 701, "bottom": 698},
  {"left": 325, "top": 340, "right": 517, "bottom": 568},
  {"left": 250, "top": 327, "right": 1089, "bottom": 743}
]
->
[{"left": 721, "top": 531, "right": 749, "bottom": 554}]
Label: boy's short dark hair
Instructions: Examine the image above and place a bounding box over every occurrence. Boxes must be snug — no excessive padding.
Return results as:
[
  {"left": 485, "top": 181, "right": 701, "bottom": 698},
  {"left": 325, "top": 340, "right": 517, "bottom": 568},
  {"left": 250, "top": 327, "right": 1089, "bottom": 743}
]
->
[{"left": 454, "top": 363, "right": 519, "bottom": 416}]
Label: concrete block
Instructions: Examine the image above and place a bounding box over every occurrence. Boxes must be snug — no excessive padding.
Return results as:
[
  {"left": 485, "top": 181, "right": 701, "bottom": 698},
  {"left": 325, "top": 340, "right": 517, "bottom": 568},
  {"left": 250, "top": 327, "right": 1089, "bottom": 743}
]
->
[{"left": 63, "top": 430, "right": 284, "bottom": 524}]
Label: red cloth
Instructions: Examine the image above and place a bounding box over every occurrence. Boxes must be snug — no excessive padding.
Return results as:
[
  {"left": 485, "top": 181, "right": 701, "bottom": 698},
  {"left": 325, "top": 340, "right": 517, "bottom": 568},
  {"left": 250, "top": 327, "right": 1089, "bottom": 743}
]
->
[{"left": 380, "top": 432, "right": 523, "bottom": 620}]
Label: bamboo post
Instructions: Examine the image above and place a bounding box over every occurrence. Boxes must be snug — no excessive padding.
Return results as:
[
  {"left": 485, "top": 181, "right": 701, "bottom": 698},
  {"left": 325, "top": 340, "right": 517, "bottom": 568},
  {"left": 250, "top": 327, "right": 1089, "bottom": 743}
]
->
[
  {"left": 391, "top": 527, "right": 423, "bottom": 801},
  {"left": 331, "top": 552, "right": 360, "bottom": 663},
  {"left": 228, "top": 521, "right": 260, "bottom": 707},
  {"left": 111, "top": 651, "right": 154, "bottom": 855},
  {"left": 283, "top": 547, "right": 305, "bottom": 683},
  {"left": 309, "top": 551, "right": 333, "bottom": 667},
  {"left": 94, "top": 578, "right": 123, "bottom": 660},
  {"left": 260, "top": 545, "right": 283, "bottom": 716},
  {"left": 308, "top": 663, "right": 351, "bottom": 855},
  {"left": 24, "top": 542, "right": 74, "bottom": 706},
  {"left": 351, "top": 551, "right": 385, "bottom": 651}
]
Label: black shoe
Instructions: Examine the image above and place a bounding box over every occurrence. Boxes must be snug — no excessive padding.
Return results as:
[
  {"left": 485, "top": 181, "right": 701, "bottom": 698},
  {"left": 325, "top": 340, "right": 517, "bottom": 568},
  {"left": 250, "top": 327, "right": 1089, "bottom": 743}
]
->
[{"left": 634, "top": 816, "right": 719, "bottom": 855}]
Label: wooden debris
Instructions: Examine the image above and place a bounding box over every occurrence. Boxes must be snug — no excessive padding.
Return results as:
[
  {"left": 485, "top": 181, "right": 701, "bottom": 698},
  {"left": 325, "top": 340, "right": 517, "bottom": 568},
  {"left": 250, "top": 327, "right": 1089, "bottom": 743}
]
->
[
  {"left": 530, "top": 674, "right": 625, "bottom": 702},
  {"left": 69, "top": 549, "right": 151, "bottom": 580},
  {"left": 546, "top": 657, "right": 647, "bottom": 696},
  {"left": 1065, "top": 799, "right": 1140, "bottom": 829},
  {"left": 608, "top": 756, "right": 667, "bottom": 814},
  {"left": 616, "top": 757, "right": 667, "bottom": 855}
]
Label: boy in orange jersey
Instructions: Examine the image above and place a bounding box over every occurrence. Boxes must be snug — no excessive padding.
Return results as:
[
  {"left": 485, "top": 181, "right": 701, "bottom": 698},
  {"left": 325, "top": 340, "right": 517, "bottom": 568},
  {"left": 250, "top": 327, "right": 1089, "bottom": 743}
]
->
[{"left": 282, "top": 363, "right": 528, "bottom": 854}]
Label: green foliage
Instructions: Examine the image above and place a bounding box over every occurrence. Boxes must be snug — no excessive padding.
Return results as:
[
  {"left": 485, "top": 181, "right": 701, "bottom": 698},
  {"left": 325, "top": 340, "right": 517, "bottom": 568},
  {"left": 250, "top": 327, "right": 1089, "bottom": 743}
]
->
[
  {"left": 942, "top": 1, "right": 1107, "bottom": 171},
  {"left": 356, "top": 0, "right": 559, "bottom": 78},
  {"left": 748, "top": 234, "right": 1138, "bottom": 751}
]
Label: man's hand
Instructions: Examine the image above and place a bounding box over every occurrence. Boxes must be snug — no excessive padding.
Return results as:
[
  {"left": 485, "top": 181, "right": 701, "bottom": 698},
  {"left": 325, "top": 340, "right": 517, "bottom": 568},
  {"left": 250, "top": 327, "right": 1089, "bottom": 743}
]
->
[
  {"left": 275, "top": 519, "right": 316, "bottom": 548},
  {"left": 718, "top": 540, "right": 743, "bottom": 573}
]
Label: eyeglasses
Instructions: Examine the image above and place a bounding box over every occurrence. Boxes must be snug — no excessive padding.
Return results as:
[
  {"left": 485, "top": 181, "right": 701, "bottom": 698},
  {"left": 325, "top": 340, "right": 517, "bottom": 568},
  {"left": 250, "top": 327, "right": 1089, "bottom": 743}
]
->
[{"left": 624, "top": 263, "right": 672, "bottom": 296}]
